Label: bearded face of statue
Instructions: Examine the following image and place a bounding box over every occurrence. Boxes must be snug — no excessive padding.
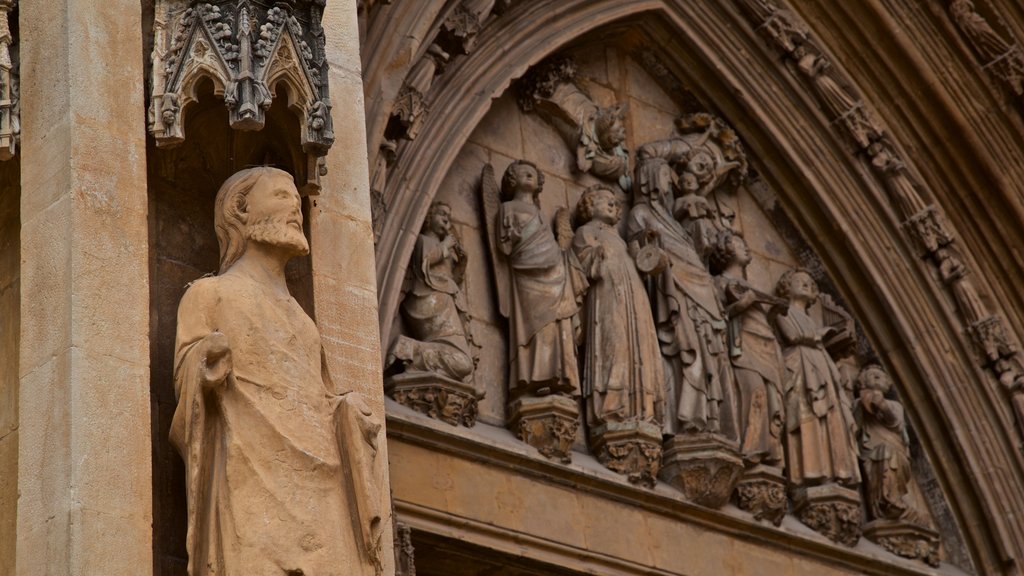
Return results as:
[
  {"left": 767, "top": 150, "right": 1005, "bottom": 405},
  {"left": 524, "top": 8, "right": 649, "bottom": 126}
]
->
[{"left": 245, "top": 171, "right": 310, "bottom": 257}]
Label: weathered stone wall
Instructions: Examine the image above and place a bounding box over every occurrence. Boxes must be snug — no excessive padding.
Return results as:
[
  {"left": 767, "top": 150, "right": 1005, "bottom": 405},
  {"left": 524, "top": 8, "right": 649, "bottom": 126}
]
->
[{"left": 0, "top": 159, "right": 19, "bottom": 576}]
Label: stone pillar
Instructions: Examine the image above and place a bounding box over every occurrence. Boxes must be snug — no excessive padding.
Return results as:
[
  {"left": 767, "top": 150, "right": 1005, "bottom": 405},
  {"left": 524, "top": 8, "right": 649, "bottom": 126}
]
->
[
  {"left": 16, "top": 1, "right": 152, "bottom": 574},
  {"left": 315, "top": 0, "right": 396, "bottom": 572}
]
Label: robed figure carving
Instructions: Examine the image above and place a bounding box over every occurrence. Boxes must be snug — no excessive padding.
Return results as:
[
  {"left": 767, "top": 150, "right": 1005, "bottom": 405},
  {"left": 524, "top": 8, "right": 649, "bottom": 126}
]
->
[
  {"left": 170, "top": 168, "right": 385, "bottom": 576},
  {"left": 625, "top": 156, "right": 737, "bottom": 438},
  {"left": 481, "top": 160, "right": 586, "bottom": 397},
  {"left": 773, "top": 268, "right": 860, "bottom": 487},
  {"left": 573, "top": 185, "right": 664, "bottom": 428}
]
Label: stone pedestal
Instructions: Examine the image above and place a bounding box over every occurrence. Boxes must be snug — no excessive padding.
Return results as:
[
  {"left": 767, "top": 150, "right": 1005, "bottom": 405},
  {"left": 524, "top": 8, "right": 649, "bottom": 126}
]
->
[
  {"left": 864, "top": 519, "right": 941, "bottom": 567},
  {"left": 590, "top": 421, "right": 663, "bottom": 487},
  {"left": 792, "top": 484, "right": 863, "bottom": 546},
  {"left": 659, "top": 434, "right": 743, "bottom": 508},
  {"left": 734, "top": 464, "right": 787, "bottom": 526},
  {"left": 387, "top": 373, "right": 482, "bottom": 427},
  {"left": 509, "top": 395, "right": 579, "bottom": 463}
]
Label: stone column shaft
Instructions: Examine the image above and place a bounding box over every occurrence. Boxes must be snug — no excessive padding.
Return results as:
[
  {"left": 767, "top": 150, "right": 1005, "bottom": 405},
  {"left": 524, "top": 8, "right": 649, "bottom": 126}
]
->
[{"left": 17, "top": 1, "right": 152, "bottom": 574}]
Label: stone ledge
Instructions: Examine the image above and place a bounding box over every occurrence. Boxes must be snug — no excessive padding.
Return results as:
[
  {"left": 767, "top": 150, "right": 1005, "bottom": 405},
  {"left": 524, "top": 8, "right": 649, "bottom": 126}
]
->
[{"left": 386, "top": 400, "right": 966, "bottom": 576}]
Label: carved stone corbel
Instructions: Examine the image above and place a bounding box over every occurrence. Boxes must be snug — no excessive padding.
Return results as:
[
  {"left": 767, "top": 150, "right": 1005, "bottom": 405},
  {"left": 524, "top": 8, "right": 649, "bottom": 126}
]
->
[
  {"left": 149, "top": 0, "right": 333, "bottom": 191},
  {"left": 0, "top": 0, "right": 18, "bottom": 161}
]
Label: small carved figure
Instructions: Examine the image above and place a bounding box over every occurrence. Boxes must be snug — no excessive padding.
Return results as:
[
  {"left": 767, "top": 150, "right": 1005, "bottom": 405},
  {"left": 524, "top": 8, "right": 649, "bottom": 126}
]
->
[
  {"left": 856, "top": 365, "right": 928, "bottom": 524},
  {"left": 573, "top": 185, "right": 664, "bottom": 428},
  {"left": 486, "top": 160, "right": 586, "bottom": 397},
  {"left": 171, "top": 168, "right": 385, "bottom": 575},
  {"left": 387, "top": 201, "right": 480, "bottom": 426},
  {"left": 710, "top": 230, "right": 785, "bottom": 466},
  {"left": 773, "top": 269, "right": 861, "bottom": 487},
  {"left": 579, "top": 104, "right": 631, "bottom": 190}
]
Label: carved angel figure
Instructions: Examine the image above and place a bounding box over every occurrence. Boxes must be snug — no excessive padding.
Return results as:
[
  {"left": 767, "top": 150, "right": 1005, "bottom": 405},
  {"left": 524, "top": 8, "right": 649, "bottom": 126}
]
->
[
  {"left": 572, "top": 185, "right": 664, "bottom": 428},
  {"left": 710, "top": 230, "right": 785, "bottom": 466},
  {"left": 855, "top": 365, "right": 933, "bottom": 526},
  {"left": 579, "top": 104, "right": 631, "bottom": 190},
  {"left": 773, "top": 268, "right": 860, "bottom": 487},
  {"left": 388, "top": 201, "right": 476, "bottom": 386},
  {"left": 481, "top": 160, "right": 587, "bottom": 397},
  {"left": 626, "top": 156, "right": 737, "bottom": 438}
]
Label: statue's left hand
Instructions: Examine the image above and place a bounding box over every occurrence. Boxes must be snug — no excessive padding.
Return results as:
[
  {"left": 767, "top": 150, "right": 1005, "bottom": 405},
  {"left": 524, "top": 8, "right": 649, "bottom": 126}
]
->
[{"left": 200, "top": 331, "right": 232, "bottom": 389}]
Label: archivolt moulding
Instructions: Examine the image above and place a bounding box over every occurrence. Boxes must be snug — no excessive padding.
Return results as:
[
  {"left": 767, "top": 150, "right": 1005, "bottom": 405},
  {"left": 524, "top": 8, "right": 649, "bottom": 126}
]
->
[
  {"left": 370, "top": 1, "right": 1024, "bottom": 572},
  {"left": 149, "top": 0, "right": 332, "bottom": 192}
]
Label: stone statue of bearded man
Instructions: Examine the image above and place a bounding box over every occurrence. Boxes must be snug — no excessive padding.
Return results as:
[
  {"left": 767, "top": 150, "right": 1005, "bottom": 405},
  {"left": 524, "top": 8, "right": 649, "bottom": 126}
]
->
[{"left": 170, "top": 167, "right": 386, "bottom": 576}]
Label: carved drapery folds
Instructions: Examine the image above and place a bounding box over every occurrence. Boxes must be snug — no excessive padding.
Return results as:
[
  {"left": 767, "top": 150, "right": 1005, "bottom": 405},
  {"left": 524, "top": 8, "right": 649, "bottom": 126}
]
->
[
  {"left": 948, "top": 0, "right": 1024, "bottom": 100},
  {"left": 0, "top": 0, "right": 18, "bottom": 161},
  {"left": 150, "top": 0, "right": 333, "bottom": 190},
  {"left": 734, "top": 0, "right": 1024, "bottom": 458}
]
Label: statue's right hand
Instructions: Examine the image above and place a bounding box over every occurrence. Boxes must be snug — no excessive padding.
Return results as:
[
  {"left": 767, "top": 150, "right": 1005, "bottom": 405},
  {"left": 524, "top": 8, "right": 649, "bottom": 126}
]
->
[{"left": 200, "top": 331, "right": 232, "bottom": 388}]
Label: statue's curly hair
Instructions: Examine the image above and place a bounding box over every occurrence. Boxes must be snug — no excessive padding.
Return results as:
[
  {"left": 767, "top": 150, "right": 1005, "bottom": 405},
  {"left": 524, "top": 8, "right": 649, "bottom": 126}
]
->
[
  {"left": 500, "top": 159, "right": 545, "bottom": 204},
  {"left": 708, "top": 229, "right": 744, "bottom": 276},
  {"left": 575, "top": 185, "right": 620, "bottom": 224},
  {"left": 774, "top": 267, "right": 819, "bottom": 301},
  {"left": 422, "top": 201, "right": 451, "bottom": 234}
]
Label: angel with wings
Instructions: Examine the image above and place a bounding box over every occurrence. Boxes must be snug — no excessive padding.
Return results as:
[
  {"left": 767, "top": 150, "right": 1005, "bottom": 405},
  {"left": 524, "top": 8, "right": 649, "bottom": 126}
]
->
[{"left": 481, "top": 160, "right": 588, "bottom": 398}]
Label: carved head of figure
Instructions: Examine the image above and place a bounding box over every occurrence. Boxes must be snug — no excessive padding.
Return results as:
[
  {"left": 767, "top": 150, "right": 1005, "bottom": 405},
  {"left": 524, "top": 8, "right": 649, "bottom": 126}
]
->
[
  {"left": 424, "top": 201, "right": 453, "bottom": 239},
  {"left": 709, "top": 229, "right": 751, "bottom": 275},
  {"left": 576, "top": 185, "right": 620, "bottom": 226},
  {"left": 857, "top": 364, "right": 893, "bottom": 395},
  {"left": 775, "top": 268, "right": 819, "bottom": 306},
  {"left": 500, "top": 160, "right": 545, "bottom": 206},
  {"left": 594, "top": 104, "right": 626, "bottom": 151},
  {"left": 214, "top": 167, "right": 308, "bottom": 273}
]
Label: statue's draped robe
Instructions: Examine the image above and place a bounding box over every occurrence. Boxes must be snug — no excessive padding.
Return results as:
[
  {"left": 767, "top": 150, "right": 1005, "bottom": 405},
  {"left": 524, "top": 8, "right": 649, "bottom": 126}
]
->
[
  {"left": 626, "top": 200, "right": 736, "bottom": 438},
  {"left": 775, "top": 306, "right": 860, "bottom": 486},
  {"left": 716, "top": 275, "right": 784, "bottom": 465},
  {"left": 394, "top": 232, "right": 474, "bottom": 381},
  {"left": 857, "top": 395, "right": 931, "bottom": 526},
  {"left": 170, "top": 274, "right": 384, "bottom": 576},
  {"left": 572, "top": 220, "right": 664, "bottom": 428},
  {"left": 498, "top": 199, "right": 584, "bottom": 396}
]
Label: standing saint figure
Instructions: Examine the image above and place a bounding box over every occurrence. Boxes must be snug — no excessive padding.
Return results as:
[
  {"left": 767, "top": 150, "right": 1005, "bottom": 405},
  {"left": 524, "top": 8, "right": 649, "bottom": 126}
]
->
[
  {"left": 171, "top": 167, "right": 385, "bottom": 576},
  {"left": 625, "top": 157, "right": 737, "bottom": 438},
  {"left": 710, "top": 230, "right": 785, "bottom": 466},
  {"left": 490, "top": 160, "right": 586, "bottom": 397},
  {"left": 389, "top": 201, "right": 476, "bottom": 385},
  {"left": 773, "top": 268, "right": 860, "bottom": 487},
  {"left": 572, "top": 185, "right": 664, "bottom": 428}
]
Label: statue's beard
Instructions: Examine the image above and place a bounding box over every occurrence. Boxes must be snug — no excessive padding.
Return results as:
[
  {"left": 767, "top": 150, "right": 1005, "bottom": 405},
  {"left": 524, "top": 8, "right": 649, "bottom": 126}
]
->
[{"left": 247, "top": 217, "right": 310, "bottom": 256}]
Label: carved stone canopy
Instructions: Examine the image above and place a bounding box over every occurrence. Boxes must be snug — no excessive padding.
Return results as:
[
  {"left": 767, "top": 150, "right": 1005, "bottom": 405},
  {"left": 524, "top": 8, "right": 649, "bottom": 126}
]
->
[{"left": 149, "top": 1, "right": 333, "bottom": 179}]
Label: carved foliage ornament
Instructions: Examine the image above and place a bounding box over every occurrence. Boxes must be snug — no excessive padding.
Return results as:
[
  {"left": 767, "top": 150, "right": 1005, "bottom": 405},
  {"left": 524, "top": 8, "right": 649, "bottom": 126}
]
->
[{"left": 149, "top": 0, "right": 333, "bottom": 157}]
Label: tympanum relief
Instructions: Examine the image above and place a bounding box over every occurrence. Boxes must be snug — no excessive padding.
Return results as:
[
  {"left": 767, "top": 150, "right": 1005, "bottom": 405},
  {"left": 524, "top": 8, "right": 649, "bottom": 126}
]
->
[{"left": 390, "top": 47, "right": 950, "bottom": 564}]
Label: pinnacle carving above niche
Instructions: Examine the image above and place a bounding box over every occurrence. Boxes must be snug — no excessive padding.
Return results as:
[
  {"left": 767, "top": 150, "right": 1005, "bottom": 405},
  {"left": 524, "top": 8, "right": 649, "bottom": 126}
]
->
[{"left": 149, "top": 0, "right": 332, "bottom": 190}]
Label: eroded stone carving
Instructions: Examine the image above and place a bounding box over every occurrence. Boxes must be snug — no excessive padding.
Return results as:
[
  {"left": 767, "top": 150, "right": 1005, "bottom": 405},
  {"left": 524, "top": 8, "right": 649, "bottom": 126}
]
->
[
  {"left": 150, "top": 1, "right": 332, "bottom": 190},
  {"left": 856, "top": 365, "right": 941, "bottom": 566},
  {"left": 394, "top": 522, "right": 416, "bottom": 576},
  {"left": 573, "top": 185, "right": 665, "bottom": 485},
  {"left": 710, "top": 230, "right": 788, "bottom": 523},
  {"left": 775, "top": 268, "right": 862, "bottom": 544},
  {"left": 949, "top": 0, "right": 1024, "bottom": 98},
  {"left": 0, "top": 0, "right": 17, "bottom": 161},
  {"left": 517, "top": 57, "right": 631, "bottom": 190},
  {"left": 171, "top": 168, "right": 385, "bottom": 575},
  {"left": 387, "top": 44, "right": 449, "bottom": 141},
  {"left": 386, "top": 201, "right": 482, "bottom": 427},
  {"left": 628, "top": 126, "right": 746, "bottom": 507},
  {"left": 482, "top": 161, "right": 586, "bottom": 461}
]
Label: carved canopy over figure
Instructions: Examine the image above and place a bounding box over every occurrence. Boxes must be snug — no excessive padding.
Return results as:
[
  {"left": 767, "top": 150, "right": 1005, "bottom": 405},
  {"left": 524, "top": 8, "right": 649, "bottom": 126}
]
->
[
  {"left": 710, "top": 230, "right": 785, "bottom": 466},
  {"left": 389, "top": 201, "right": 476, "bottom": 385},
  {"left": 625, "top": 155, "right": 736, "bottom": 438},
  {"left": 171, "top": 167, "right": 385, "bottom": 576},
  {"left": 572, "top": 185, "right": 664, "bottom": 428},
  {"left": 481, "top": 160, "right": 587, "bottom": 397},
  {"left": 773, "top": 268, "right": 860, "bottom": 487}
]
